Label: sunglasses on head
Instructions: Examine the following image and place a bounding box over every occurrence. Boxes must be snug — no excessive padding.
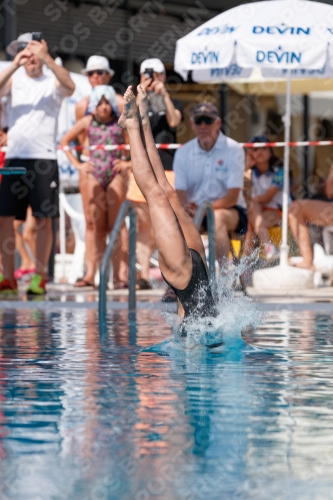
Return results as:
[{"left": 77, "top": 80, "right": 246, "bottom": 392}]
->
[
  {"left": 87, "top": 69, "right": 106, "bottom": 77},
  {"left": 17, "top": 42, "right": 28, "bottom": 53},
  {"left": 193, "top": 115, "right": 215, "bottom": 125}
]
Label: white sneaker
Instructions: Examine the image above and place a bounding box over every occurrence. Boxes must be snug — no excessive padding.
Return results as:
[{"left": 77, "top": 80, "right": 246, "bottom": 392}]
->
[{"left": 265, "top": 243, "right": 280, "bottom": 262}]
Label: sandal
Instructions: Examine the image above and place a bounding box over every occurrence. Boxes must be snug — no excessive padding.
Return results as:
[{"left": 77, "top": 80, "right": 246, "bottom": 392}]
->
[
  {"left": 136, "top": 278, "right": 153, "bottom": 290},
  {"left": 74, "top": 278, "right": 95, "bottom": 288},
  {"left": 162, "top": 286, "right": 177, "bottom": 302},
  {"left": 14, "top": 267, "right": 36, "bottom": 280}
]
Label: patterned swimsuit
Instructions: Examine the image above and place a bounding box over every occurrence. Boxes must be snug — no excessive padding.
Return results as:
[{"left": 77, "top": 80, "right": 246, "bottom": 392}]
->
[{"left": 87, "top": 116, "right": 125, "bottom": 189}]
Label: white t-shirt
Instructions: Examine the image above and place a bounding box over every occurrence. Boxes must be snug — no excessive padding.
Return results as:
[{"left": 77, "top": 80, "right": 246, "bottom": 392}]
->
[
  {"left": 6, "top": 72, "right": 64, "bottom": 159},
  {"left": 251, "top": 165, "right": 291, "bottom": 209},
  {"left": 174, "top": 132, "right": 246, "bottom": 209}
]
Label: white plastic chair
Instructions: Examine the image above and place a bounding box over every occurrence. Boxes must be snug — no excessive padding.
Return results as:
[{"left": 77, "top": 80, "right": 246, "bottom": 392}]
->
[
  {"left": 313, "top": 242, "right": 333, "bottom": 275},
  {"left": 58, "top": 192, "right": 86, "bottom": 284},
  {"left": 322, "top": 226, "right": 333, "bottom": 255}
]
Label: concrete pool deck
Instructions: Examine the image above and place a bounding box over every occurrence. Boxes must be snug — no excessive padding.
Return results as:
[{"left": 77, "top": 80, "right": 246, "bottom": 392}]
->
[{"left": 0, "top": 282, "right": 333, "bottom": 312}]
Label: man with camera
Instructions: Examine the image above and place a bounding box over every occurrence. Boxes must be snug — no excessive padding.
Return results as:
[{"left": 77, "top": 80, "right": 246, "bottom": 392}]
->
[
  {"left": 126, "top": 58, "right": 183, "bottom": 290},
  {"left": 139, "top": 58, "right": 183, "bottom": 170},
  {"left": 0, "top": 32, "right": 75, "bottom": 295}
]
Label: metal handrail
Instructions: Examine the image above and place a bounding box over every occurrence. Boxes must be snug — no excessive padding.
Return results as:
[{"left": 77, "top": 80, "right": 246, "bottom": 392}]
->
[
  {"left": 193, "top": 202, "right": 216, "bottom": 290},
  {"left": 99, "top": 200, "right": 215, "bottom": 333},
  {"left": 99, "top": 200, "right": 136, "bottom": 334}
]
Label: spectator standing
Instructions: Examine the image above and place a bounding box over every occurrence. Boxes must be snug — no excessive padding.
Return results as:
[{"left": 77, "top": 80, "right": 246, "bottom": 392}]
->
[
  {"left": 0, "top": 69, "right": 37, "bottom": 281},
  {"left": 244, "top": 135, "right": 287, "bottom": 261},
  {"left": 126, "top": 58, "right": 183, "bottom": 288},
  {"left": 139, "top": 58, "right": 183, "bottom": 171},
  {"left": 0, "top": 33, "right": 74, "bottom": 294},
  {"left": 61, "top": 86, "right": 129, "bottom": 288},
  {"left": 174, "top": 102, "right": 247, "bottom": 264},
  {"left": 75, "top": 55, "right": 128, "bottom": 287}
]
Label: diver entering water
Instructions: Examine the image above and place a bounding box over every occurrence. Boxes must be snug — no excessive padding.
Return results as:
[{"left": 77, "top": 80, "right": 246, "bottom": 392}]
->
[
  {"left": 162, "top": 248, "right": 216, "bottom": 319},
  {"left": 119, "top": 86, "right": 220, "bottom": 345}
]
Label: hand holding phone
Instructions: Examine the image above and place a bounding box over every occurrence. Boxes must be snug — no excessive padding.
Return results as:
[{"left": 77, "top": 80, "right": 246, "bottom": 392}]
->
[
  {"left": 32, "top": 32, "right": 43, "bottom": 42},
  {"left": 27, "top": 35, "right": 48, "bottom": 62},
  {"left": 144, "top": 68, "right": 154, "bottom": 80}
]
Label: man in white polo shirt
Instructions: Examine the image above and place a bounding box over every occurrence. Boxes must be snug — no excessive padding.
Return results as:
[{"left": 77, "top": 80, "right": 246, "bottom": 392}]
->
[{"left": 174, "top": 102, "right": 247, "bottom": 264}]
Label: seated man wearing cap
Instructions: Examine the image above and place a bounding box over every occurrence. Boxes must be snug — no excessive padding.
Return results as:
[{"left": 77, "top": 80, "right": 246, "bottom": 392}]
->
[
  {"left": 0, "top": 33, "right": 74, "bottom": 295},
  {"left": 174, "top": 102, "right": 247, "bottom": 267},
  {"left": 127, "top": 58, "right": 183, "bottom": 290},
  {"left": 75, "top": 55, "right": 129, "bottom": 288}
]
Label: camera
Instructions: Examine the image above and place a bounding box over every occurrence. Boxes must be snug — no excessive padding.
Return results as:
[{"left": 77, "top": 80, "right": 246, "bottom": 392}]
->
[
  {"left": 144, "top": 68, "right": 154, "bottom": 80},
  {"left": 32, "top": 32, "right": 43, "bottom": 42}
]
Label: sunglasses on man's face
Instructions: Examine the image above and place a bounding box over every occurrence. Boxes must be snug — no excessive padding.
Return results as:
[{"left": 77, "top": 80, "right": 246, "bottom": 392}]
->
[
  {"left": 193, "top": 116, "right": 215, "bottom": 126},
  {"left": 87, "top": 70, "right": 106, "bottom": 77}
]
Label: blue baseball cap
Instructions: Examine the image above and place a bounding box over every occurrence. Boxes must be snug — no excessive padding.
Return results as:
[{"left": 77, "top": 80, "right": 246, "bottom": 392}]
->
[{"left": 248, "top": 135, "right": 270, "bottom": 143}]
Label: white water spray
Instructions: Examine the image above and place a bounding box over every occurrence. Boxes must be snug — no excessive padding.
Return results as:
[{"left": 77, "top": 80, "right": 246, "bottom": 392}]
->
[{"left": 162, "top": 254, "right": 264, "bottom": 350}]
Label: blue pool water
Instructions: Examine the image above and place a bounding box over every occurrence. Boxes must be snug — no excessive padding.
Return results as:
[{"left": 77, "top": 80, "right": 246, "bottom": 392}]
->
[{"left": 1, "top": 306, "right": 333, "bottom": 499}]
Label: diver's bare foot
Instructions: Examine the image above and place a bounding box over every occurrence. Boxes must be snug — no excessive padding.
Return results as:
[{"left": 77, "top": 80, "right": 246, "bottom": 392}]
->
[
  {"left": 118, "top": 86, "right": 140, "bottom": 129},
  {"left": 136, "top": 85, "right": 149, "bottom": 126},
  {"left": 292, "top": 260, "right": 315, "bottom": 271}
]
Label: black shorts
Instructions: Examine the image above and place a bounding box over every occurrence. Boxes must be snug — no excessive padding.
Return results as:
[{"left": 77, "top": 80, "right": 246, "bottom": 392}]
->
[
  {"left": 232, "top": 205, "right": 248, "bottom": 235},
  {"left": 0, "top": 158, "right": 59, "bottom": 220},
  {"left": 201, "top": 205, "right": 248, "bottom": 236}
]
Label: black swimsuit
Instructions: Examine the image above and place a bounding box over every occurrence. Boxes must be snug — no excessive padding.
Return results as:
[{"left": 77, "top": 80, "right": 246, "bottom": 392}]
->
[{"left": 163, "top": 249, "right": 217, "bottom": 319}]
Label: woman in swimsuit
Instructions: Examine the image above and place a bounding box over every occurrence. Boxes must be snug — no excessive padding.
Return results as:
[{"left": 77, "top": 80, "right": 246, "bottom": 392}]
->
[
  {"left": 61, "top": 85, "right": 129, "bottom": 288},
  {"left": 119, "top": 85, "right": 217, "bottom": 323}
]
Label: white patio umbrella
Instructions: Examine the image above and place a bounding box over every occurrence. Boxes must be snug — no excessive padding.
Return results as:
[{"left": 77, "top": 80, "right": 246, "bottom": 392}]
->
[{"left": 174, "top": 0, "right": 333, "bottom": 283}]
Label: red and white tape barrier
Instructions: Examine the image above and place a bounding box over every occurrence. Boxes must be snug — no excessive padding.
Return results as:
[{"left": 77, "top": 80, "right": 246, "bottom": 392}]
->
[
  {"left": 241, "top": 140, "right": 333, "bottom": 148},
  {"left": 1, "top": 140, "right": 333, "bottom": 153}
]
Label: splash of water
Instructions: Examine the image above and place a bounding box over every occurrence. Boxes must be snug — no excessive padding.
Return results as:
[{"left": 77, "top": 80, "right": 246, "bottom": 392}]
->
[{"left": 161, "top": 254, "right": 264, "bottom": 351}]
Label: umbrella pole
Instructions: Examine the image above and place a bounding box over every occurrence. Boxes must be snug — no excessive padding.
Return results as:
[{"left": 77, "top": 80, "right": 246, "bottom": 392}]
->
[{"left": 280, "top": 70, "right": 291, "bottom": 267}]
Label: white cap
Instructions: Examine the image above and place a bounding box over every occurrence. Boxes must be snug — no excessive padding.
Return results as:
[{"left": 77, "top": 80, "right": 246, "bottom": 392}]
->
[
  {"left": 140, "top": 58, "right": 165, "bottom": 74},
  {"left": 81, "top": 55, "right": 114, "bottom": 77},
  {"left": 6, "top": 33, "right": 32, "bottom": 57}
]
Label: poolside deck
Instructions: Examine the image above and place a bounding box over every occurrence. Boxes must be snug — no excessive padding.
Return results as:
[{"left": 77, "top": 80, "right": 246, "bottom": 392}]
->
[{"left": 0, "top": 282, "right": 333, "bottom": 312}]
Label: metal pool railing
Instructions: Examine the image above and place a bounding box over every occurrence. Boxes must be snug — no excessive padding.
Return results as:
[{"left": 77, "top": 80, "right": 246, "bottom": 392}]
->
[
  {"left": 99, "top": 200, "right": 136, "bottom": 335},
  {"left": 193, "top": 201, "right": 216, "bottom": 290},
  {"left": 98, "top": 200, "right": 216, "bottom": 333}
]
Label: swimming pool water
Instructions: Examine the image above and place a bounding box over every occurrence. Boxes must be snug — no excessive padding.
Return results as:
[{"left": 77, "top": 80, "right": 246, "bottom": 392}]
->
[{"left": 1, "top": 307, "right": 333, "bottom": 499}]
